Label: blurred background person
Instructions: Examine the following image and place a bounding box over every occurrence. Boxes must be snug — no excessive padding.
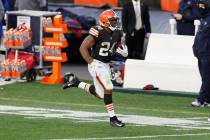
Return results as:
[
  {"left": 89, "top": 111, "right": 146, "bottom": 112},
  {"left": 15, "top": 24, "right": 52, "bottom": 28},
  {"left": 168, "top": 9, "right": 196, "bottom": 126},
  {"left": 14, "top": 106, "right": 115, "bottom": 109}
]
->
[
  {"left": 0, "top": 0, "right": 5, "bottom": 42},
  {"left": 173, "top": 0, "right": 200, "bottom": 35},
  {"left": 7, "top": 0, "right": 16, "bottom": 11},
  {"left": 192, "top": 0, "right": 210, "bottom": 107},
  {"left": 2, "top": 0, "right": 14, "bottom": 26},
  {"left": 15, "top": 0, "right": 47, "bottom": 11},
  {"left": 2, "top": 0, "right": 10, "bottom": 11},
  {"left": 122, "top": 0, "right": 151, "bottom": 60}
]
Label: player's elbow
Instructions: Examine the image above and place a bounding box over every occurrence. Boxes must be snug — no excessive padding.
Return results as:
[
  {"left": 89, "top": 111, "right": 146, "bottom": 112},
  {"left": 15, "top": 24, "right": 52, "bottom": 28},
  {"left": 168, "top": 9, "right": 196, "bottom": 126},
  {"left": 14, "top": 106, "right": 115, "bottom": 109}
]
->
[
  {"left": 79, "top": 45, "right": 83, "bottom": 54},
  {"left": 79, "top": 44, "right": 90, "bottom": 57}
]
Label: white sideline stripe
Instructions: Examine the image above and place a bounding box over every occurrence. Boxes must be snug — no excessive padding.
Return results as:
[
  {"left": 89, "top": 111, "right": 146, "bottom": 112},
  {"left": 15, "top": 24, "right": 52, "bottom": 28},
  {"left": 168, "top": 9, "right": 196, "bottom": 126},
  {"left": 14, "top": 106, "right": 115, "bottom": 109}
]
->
[
  {"left": 174, "top": 128, "right": 195, "bottom": 131},
  {"left": 1, "top": 105, "right": 210, "bottom": 130},
  {"left": 184, "top": 117, "right": 207, "bottom": 120},
  {"left": 0, "top": 97, "right": 209, "bottom": 116},
  {"left": 48, "top": 133, "right": 210, "bottom": 140},
  {"left": 0, "top": 79, "right": 25, "bottom": 86}
]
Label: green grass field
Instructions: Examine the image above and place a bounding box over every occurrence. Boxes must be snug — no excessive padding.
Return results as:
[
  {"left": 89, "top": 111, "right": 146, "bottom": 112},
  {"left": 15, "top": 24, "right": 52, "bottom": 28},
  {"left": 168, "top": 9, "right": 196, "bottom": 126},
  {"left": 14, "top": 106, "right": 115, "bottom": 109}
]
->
[{"left": 0, "top": 82, "right": 210, "bottom": 140}]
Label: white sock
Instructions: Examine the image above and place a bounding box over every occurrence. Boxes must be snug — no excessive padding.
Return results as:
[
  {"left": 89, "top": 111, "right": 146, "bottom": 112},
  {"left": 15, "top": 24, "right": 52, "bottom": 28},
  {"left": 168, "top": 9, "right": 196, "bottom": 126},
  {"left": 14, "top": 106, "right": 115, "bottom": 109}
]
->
[
  {"left": 78, "top": 82, "right": 91, "bottom": 93},
  {"left": 106, "top": 103, "right": 115, "bottom": 117}
]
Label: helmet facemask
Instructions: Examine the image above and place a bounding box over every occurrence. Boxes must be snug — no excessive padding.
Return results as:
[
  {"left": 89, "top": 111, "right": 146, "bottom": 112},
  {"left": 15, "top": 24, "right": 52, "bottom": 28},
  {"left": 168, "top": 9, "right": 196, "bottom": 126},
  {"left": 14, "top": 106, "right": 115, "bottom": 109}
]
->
[{"left": 107, "top": 16, "right": 119, "bottom": 31}]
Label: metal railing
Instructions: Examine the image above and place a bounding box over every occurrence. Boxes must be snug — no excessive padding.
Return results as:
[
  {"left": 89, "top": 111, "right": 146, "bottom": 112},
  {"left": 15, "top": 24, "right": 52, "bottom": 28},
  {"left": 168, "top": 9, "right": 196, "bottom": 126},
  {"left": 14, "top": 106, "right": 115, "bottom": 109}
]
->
[{"left": 169, "top": 18, "right": 201, "bottom": 35}]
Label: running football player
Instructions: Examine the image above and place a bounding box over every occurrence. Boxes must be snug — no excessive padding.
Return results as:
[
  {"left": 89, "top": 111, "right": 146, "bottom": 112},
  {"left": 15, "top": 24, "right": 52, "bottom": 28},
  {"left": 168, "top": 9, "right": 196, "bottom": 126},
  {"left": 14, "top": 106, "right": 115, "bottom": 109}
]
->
[{"left": 63, "top": 9, "right": 128, "bottom": 127}]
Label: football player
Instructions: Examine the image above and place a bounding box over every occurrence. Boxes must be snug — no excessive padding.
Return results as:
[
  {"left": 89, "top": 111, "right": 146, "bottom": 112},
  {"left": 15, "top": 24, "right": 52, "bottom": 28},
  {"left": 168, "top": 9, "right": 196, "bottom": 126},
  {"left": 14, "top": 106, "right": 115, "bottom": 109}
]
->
[{"left": 63, "top": 9, "right": 128, "bottom": 127}]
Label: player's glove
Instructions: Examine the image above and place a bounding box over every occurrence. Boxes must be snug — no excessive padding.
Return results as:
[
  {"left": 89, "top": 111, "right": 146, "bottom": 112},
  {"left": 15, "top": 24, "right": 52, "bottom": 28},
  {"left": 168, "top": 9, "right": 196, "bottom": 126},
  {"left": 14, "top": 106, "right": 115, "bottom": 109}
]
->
[{"left": 115, "top": 44, "right": 128, "bottom": 57}]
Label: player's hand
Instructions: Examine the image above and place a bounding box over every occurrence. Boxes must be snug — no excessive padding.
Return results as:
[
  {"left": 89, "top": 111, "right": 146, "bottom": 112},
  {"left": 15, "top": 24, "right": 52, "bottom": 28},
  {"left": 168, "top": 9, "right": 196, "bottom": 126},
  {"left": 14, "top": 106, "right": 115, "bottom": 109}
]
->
[
  {"left": 116, "top": 44, "right": 128, "bottom": 57},
  {"left": 87, "top": 58, "right": 94, "bottom": 65}
]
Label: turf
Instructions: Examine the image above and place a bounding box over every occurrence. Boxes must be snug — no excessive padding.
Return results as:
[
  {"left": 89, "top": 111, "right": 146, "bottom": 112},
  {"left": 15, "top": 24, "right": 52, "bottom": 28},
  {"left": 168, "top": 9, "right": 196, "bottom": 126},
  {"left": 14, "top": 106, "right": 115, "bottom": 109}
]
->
[{"left": 0, "top": 82, "right": 210, "bottom": 140}]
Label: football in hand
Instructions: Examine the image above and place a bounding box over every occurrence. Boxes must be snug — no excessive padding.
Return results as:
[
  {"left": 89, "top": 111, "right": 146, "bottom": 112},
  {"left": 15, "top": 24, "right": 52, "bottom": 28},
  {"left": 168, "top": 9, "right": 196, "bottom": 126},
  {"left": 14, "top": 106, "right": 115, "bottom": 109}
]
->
[{"left": 115, "top": 42, "right": 123, "bottom": 49}]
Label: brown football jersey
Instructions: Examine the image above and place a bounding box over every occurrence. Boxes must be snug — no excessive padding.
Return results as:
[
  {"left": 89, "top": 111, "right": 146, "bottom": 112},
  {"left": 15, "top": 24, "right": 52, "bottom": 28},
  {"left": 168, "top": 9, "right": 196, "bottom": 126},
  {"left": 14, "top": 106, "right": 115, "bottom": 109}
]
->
[{"left": 89, "top": 25, "right": 123, "bottom": 63}]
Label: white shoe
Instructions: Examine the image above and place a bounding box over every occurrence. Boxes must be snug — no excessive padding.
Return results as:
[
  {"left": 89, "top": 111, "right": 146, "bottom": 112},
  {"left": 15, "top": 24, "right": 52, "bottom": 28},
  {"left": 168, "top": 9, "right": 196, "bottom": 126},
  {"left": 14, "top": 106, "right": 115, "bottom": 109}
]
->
[
  {"left": 204, "top": 102, "right": 210, "bottom": 107},
  {"left": 191, "top": 100, "right": 204, "bottom": 107},
  {"left": 208, "top": 116, "right": 210, "bottom": 122}
]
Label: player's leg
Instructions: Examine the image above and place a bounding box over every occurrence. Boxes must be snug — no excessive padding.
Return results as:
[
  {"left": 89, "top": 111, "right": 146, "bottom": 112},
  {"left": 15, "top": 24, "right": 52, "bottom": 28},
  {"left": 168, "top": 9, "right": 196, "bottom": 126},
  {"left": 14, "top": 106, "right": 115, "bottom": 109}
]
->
[
  {"left": 91, "top": 61, "right": 125, "bottom": 127},
  {"left": 63, "top": 60, "right": 125, "bottom": 127},
  {"left": 63, "top": 72, "right": 101, "bottom": 98},
  {"left": 103, "top": 90, "right": 125, "bottom": 127},
  {"left": 78, "top": 81, "right": 101, "bottom": 98},
  {"left": 192, "top": 58, "right": 210, "bottom": 107}
]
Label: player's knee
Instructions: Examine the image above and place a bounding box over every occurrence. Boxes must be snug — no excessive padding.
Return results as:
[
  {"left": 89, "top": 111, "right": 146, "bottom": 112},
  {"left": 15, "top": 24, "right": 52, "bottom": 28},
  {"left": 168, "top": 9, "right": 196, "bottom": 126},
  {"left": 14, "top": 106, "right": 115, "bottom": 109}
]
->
[
  {"left": 104, "top": 90, "right": 112, "bottom": 95},
  {"left": 104, "top": 91, "right": 113, "bottom": 105},
  {"left": 89, "top": 85, "right": 96, "bottom": 94},
  {"left": 89, "top": 85, "right": 103, "bottom": 99},
  {"left": 105, "top": 84, "right": 114, "bottom": 91}
]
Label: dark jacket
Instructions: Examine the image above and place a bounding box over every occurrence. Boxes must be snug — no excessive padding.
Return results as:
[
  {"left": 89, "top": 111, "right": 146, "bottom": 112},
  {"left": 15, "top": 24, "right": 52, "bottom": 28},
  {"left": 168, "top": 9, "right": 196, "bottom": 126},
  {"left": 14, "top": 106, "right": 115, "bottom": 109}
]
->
[
  {"left": 122, "top": 1, "right": 151, "bottom": 35},
  {"left": 177, "top": 0, "right": 200, "bottom": 35},
  {"left": 15, "top": 0, "right": 47, "bottom": 11},
  {"left": 193, "top": 13, "right": 210, "bottom": 57},
  {"left": 7, "top": 0, "right": 15, "bottom": 10}
]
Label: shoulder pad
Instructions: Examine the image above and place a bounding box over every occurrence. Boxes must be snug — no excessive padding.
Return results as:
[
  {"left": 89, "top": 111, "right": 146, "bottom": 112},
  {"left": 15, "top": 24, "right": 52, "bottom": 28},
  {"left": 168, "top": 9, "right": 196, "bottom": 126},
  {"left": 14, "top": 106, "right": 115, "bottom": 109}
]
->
[{"left": 89, "top": 26, "right": 99, "bottom": 38}]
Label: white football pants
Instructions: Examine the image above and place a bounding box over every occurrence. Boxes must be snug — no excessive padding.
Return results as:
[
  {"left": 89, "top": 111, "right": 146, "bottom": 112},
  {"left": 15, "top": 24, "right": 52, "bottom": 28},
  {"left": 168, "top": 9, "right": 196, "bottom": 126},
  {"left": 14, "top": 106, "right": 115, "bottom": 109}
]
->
[{"left": 88, "top": 59, "right": 113, "bottom": 98}]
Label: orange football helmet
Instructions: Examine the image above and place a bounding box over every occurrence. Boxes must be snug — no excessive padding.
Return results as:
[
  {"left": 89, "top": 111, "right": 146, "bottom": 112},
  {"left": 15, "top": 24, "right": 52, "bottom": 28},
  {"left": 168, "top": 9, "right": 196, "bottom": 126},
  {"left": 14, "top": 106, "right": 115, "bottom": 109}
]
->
[{"left": 99, "top": 9, "right": 119, "bottom": 31}]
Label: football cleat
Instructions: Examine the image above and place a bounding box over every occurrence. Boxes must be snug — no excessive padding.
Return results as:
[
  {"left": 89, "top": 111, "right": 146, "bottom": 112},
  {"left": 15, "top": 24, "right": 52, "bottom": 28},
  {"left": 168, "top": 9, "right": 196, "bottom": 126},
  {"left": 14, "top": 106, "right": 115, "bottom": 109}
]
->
[
  {"left": 63, "top": 73, "right": 80, "bottom": 89},
  {"left": 110, "top": 116, "right": 125, "bottom": 127}
]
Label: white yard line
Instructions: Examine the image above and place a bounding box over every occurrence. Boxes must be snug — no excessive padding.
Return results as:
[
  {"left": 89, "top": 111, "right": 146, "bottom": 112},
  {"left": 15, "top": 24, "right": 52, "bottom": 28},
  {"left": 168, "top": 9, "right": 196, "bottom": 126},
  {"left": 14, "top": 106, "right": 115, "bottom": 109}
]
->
[
  {"left": 0, "top": 79, "right": 26, "bottom": 86},
  {"left": 0, "top": 105, "right": 210, "bottom": 130},
  {"left": 48, "top": 132, "right": 210, "bottom": 140},
  {"left": 0, "top": 97, "right": 209, "bottom": 116},
  {"left": 0, "top": 79, "right": 16, "bottom": 86},
  {"left": 174, "top": 128, "right": 195, "bottom": 131}
]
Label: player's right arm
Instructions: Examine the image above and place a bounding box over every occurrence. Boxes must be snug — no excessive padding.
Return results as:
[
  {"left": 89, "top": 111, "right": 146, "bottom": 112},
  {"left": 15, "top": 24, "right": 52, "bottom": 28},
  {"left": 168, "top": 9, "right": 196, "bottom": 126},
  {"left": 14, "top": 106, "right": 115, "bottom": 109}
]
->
[{"left": 79, "top": 35, "right": 95, "bottom": 64}]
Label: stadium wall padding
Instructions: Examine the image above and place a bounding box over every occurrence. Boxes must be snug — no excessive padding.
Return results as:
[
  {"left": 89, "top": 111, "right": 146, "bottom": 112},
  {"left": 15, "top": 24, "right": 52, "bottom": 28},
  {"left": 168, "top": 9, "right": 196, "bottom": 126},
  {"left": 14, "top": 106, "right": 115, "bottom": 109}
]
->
[
  {"left": 74, "top": 0, "right": 118, "bottom": 7},
  {"left": 123, "top": 33, "right": 200, "bottom": 93},
  {"left": 160, "top": 0, "right": 180, "bottom": 13}
]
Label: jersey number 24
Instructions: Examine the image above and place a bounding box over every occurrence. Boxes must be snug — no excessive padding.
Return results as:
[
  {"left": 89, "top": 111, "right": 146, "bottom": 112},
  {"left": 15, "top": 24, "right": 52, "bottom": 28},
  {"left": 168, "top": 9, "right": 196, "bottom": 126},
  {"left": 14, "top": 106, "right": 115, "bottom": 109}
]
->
[{"left": 99, "top": 42, "right": 116, "bottom": 56}]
